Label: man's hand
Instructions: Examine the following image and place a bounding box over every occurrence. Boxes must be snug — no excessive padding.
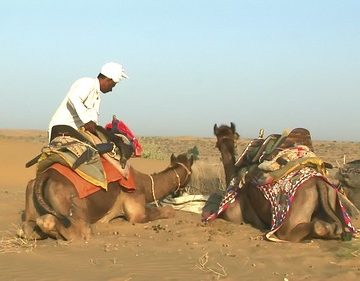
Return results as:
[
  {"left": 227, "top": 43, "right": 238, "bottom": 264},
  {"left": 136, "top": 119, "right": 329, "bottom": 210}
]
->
[
  {"left": 119, "top": 162, "right": 130, "bottom": 179},
  {"left": 83, "top": 121, "right": 97, "bottom": 134}
]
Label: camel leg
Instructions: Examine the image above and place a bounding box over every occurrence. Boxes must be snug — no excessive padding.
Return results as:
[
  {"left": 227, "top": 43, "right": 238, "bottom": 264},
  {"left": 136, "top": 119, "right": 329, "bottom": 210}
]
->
[
  {"left": 278, "top": 222, "right": 314, "bottom": 242},
  {"left": 143, "top": 205, "right": 175, "bottom": 222},
  {"left": 19, "top": 180, "right": 48, "bottom": 240},
  {"left": 98, "top": 193, "right": 124, "bottom": 224},
  {"left": 312, "top": 219, "right": 337, "bottom": 238},
  {"left": 316, "top": 180, "right": 343, "bottom": 236},
  {"left": 276, "top": 181, "right": 343, "bottom": 242},
  {"left": 18, "top": 221, "right": 48, "bottom": 240},
  {"left": 122, "top": 193, "right": 175, "bottom": 223},
  {"left": 282, "top": 219, "right": 338, "bottom": 242},
  {"left": 222, "top": 199, "right": 244, "bottom": 224},
  {"left": 33, "top": 179, "right": 92, "bottom": 241},
  {"left": 36, "top": 214, "right": 91, "bottom": 241},
  {"left": 203, "top": 193, "right": 246, "bottom": 225},
  {"left": 241, "top": 193, "right": 268, "bottom": 230},
  {"left": 276, "top": 184, "right": 318, "bottom": 242}
]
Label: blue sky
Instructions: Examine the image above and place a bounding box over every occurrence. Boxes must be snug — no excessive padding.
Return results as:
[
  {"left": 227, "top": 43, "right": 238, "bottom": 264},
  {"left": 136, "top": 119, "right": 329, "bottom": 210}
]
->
[{"left": 0, "top": 0, "right": 359, "bottom": 141}]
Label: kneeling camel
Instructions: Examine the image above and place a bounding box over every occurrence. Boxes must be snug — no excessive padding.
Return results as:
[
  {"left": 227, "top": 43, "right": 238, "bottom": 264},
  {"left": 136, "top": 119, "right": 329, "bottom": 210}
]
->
[
  {"left": 208, "top": 123, "right": 355, "bottom": 242},
  {"left": 20, "top": 153, "right": 193, "bottom": 241}
]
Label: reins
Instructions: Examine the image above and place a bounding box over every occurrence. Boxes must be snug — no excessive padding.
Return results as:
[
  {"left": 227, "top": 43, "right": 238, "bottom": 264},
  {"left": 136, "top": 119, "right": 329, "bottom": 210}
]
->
[{"left": 149, "top": 161, "right": 192, "bottom": 208}]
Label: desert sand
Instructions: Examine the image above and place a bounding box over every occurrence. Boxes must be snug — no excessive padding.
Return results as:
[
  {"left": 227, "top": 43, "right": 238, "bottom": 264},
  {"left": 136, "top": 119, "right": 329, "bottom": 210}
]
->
[{"left": 0, "top": 129, "right": 359, "bottom": 281}]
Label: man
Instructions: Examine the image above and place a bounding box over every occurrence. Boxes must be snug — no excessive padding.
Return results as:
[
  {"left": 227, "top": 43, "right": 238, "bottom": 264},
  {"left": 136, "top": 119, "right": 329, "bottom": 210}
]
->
[
  {"left": 47, "top": 62, "right": 130, "bottom": 178},
  {"left": 48, "top": 62, "right": 128, "bottom": 140}
]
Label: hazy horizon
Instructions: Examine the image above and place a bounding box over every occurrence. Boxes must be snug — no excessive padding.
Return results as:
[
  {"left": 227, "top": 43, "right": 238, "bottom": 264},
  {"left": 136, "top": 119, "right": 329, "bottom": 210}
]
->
[{"left": 0, "top": 1, "right": 359, "bottom": 141}]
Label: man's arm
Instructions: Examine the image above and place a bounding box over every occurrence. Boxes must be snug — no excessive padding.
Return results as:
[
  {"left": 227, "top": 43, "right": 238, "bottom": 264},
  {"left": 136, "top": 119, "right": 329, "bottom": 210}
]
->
[{"left": 67, "top": 78, "right": 100, "bottom": 129}]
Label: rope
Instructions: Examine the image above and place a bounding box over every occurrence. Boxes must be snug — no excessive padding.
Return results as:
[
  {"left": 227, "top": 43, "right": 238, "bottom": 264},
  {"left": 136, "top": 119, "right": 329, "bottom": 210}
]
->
[
  {"left": 149, "top": 174, "right": 160, "bottom": 207},
  {"left": 172, "top": 169, "right": 181, "bottom": 193},
  {"left": 149, "top": 161, "right": 192, "bottom": 208}
]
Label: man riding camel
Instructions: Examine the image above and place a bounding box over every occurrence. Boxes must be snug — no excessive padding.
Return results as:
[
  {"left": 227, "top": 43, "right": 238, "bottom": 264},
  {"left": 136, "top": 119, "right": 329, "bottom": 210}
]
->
[
  {"left": 48, "top": 62, "right": 128, "bottom": 140},
  {"left": 47, "top": 62, "right": 131, "bottom": 178}
]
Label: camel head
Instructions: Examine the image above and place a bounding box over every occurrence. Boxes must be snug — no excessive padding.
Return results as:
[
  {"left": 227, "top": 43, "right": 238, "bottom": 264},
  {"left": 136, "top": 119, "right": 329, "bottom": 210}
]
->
[
  {"left": 213, "top": 122, "right": 240, "bottom": 186},
  {"left": 169, "top": 153, "right": 194, "bottom": 196},
  {"left": 170, "top": 153, "right": 194, "bottom": 173},
  {"left": 213, "top": 122, "right": 239, "bottom": 149},
  {"left": 213, "top": 122, "right": 239, "bottom": 158}
]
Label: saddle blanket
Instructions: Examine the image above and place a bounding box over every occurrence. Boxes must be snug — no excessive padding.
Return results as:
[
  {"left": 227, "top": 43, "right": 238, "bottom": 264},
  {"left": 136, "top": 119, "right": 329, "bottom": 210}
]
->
[
  {"left": 202, "top": 188, "right": 238, "bottom": 222},
  {"left": 47, "top": 157, "right": 135, "bottom": 198},
  {"left": 258, "top": 167, "right": 356, "bottom": 235}
]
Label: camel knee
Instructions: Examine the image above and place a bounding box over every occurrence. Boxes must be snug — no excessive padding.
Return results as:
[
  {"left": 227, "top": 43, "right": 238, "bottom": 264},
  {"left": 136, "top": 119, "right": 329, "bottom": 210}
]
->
[
  {"left": 36, "top": 214, "right": 57, "bottom": 232},
  {"left": 159, "top": 205, "right": 175, "bottom": 217},
  {"left": 123, "top": 200, "right": 147, "bottom": 223},
  {"left": 312, "top": 220, "right": 341, "bottom": 238},
  {"left": 18, "top": 221, "right": 48, "bottom": 240},
  {"left": 277, "top": 222, "right": 313, "bottom": 242},
  {"left": 127, "top": 212, "right": 147, "bottom": 223},
  {"left": 313, "top": 220, "right": 331, "bottom": 237},
  {"left": 222, "top": 202, "right": 243, "bottom": 224}
]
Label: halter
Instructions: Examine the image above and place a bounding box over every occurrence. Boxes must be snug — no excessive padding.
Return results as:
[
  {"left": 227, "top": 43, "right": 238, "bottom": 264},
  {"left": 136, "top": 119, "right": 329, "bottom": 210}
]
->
[
  {"left": 149, "top": 161, "right": 192, "bottom": 207},
  {"left": 216, "top": 135, "right": 237, "bottom": 149}
]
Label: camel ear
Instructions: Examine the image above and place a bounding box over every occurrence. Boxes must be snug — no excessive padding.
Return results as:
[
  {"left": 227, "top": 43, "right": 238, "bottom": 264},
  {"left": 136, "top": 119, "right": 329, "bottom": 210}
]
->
[
  {"left": 189, "top": 154, "right": 194, "bottom": 166},
  {"left": 170, "top": 153, "right": 176, "bottom": 163},
  {"left": 230, "top": 122, "right": 236, "bottom": 133},
  {"left": 213, "top": 124, "right": 218, "bottom": 134}
]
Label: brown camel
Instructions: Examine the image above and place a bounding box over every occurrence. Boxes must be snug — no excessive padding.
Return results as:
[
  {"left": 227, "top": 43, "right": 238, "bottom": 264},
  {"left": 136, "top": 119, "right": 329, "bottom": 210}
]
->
[
  {"left": 209, "top": 123, "right": 355, "bottom": 242},
  {"left": 19, "top": 153, "right": 194, "bottom": 241},
  {"left": 336, "top": 160, "right": 360, "bottom": 210}
]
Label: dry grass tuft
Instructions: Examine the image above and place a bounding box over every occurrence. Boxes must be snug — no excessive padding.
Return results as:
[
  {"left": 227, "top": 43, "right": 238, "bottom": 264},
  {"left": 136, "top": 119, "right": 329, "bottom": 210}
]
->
[
  {"left": 0, "top": 225, "right": 37, "bottom": 254},
  {"left": 189, "top": 160, "right": 226, "bottom": 195},
  {"left": 195, "top": 252, "right": 227, "bottom": 279}
]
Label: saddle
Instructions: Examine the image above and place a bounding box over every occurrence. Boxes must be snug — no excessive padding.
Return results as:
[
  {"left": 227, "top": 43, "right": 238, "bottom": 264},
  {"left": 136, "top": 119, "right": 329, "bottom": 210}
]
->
[
  {"left": 26, "top": 125, "right": 116, "bottom": 169},
  {"left": 235, "top": 128, "right": 314, "bottom": 168},
  {"left": 26, "top": 125, "right": 131, "bottom": 190},
  {"left": 278, "top": 128, "right": 314, "bottom": 151},
  {"left": 50, "top": 125, "right": 93, "bottom": 143}
]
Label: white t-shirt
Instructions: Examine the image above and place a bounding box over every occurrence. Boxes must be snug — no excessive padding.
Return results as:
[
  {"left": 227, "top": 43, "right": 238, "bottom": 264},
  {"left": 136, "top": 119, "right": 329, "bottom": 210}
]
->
[{"left": 48, "top": 77, "right": 101, "bottom": 138}]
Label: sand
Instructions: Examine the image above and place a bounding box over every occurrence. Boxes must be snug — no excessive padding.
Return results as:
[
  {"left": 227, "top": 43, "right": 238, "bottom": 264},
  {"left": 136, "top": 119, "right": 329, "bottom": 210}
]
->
[{"left": 0, "top": 130, "right": 359, "bottom": 281}]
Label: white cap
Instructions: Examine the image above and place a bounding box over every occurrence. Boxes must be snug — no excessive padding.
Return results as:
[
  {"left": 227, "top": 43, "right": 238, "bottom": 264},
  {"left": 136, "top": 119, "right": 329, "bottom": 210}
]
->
[{"left": 100, "top": 62, "right": 129, "bottom": 83}]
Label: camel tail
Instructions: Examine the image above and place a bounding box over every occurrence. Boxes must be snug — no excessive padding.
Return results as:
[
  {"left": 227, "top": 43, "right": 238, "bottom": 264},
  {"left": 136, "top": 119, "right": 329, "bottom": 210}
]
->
[{"left": 34, "top": 173, "right": 71, "bottom": 228}]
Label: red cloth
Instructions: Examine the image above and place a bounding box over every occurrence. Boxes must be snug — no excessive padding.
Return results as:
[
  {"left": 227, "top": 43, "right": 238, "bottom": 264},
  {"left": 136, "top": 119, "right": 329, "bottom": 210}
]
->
[
  {"left": 105, "top": 119, "right": 143, "bottom": 157},
  {"left": 48, "top": 158, "right": 135, "bottom": 198}
]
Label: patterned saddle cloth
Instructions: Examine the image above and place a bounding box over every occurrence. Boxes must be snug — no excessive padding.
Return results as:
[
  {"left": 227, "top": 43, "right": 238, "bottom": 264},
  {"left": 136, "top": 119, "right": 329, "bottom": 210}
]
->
[
  {"left": 46, "top": 159, "right": 135, "bottom": 198},
  {"left": 36, "top": 128, "right": 129, "bottom": 190}
]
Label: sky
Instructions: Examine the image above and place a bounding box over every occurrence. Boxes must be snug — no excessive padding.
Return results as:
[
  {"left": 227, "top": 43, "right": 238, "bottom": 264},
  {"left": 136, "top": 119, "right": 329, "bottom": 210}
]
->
[{"left": 0, "top": 0, "right": 359, "bottom": 141}]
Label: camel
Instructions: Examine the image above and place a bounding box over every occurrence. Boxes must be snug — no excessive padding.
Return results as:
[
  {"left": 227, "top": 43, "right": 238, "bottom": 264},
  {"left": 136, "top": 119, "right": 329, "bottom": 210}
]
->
[
  {"left": 208, "top": 123, "right": 356, "bottom": 242},
  {"left": 336, "top": 160, "right": 360, "bottom": 209},
  {"left": 19, "top": 153, "right": 194, "bottom": 241}
]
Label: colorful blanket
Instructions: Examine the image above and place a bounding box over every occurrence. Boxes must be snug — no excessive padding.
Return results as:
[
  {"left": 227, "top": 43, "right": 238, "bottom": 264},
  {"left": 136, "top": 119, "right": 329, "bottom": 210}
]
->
[
  {"left": 105, "top": 118, "right": 143, "bottom": 157},
  {"left": 47, "top": 157, "right": 135, "bottom": 198},
  {"left": 37, "top": 133, "right": 108, "bottom": 189},
  {"left": 203, "top": 187, "right": 238, "bottom": 222}
]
